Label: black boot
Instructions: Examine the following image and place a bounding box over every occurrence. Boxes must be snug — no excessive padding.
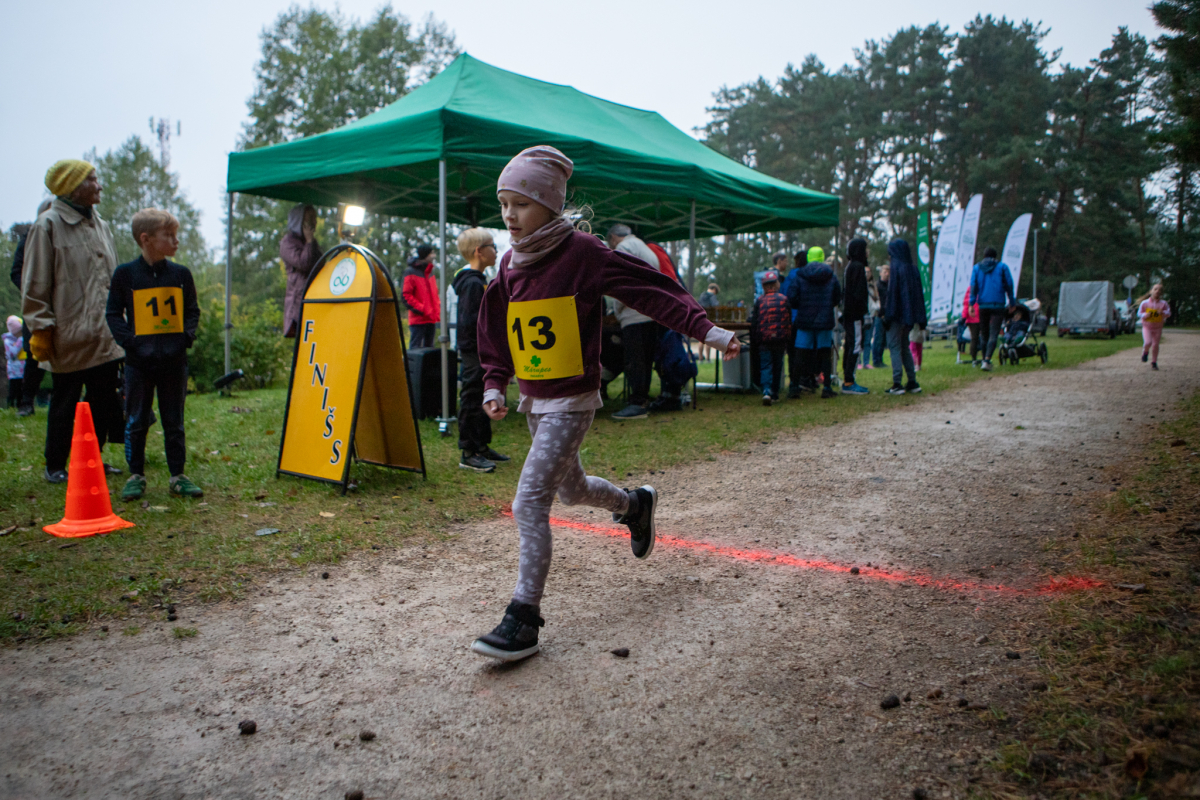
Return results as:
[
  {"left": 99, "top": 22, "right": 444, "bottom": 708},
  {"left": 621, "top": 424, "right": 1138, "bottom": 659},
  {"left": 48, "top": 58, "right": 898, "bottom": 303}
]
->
[{"left": 471, "top": 601, "right": 544, "bottom": 662}]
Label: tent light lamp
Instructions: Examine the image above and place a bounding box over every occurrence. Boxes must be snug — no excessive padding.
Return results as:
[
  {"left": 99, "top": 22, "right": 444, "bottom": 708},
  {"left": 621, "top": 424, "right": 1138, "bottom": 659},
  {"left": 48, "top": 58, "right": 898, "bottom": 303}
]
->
[{"left": 342, "top": 205, "right": 366, "bottom": 226}]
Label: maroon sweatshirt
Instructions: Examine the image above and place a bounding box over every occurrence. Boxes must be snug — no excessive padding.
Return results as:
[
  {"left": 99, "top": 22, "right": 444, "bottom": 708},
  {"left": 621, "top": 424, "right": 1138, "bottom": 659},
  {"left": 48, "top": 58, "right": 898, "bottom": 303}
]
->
[{"left": 479, "top": 231, "right": 715, "bottom": 399}]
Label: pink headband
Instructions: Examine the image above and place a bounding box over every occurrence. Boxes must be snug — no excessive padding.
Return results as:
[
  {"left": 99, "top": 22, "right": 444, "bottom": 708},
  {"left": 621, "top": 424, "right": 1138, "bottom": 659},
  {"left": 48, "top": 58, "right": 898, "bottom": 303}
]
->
[{"left": 497, "top": 146, "right": 573, "bottom": 213}]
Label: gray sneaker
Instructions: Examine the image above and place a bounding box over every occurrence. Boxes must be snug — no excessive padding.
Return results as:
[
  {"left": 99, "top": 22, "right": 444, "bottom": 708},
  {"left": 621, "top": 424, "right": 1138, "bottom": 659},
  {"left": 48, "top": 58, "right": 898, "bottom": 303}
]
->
[
  {"left": 612, "top": 404, "right": 648, "bottom": 420},
  {"left": 44, "top": 468, "right": 68, "bottom": 484},
  {"left": 459, "top": 452, "right": 496, "bottom": 473}
]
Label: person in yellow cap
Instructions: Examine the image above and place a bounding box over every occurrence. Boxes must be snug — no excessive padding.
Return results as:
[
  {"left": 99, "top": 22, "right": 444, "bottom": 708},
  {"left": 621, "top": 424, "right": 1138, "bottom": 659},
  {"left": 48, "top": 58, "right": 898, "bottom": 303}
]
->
[{"left": 21, "top": 160, "right": 125, "bottom": 483}]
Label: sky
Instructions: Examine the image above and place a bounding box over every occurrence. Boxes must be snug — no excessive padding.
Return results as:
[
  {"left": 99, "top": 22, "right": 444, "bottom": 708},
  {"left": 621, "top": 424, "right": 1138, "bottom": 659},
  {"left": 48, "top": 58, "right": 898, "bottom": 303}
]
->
[{"left": 0, "top": 0, "right": 1163, "bottom": 253}]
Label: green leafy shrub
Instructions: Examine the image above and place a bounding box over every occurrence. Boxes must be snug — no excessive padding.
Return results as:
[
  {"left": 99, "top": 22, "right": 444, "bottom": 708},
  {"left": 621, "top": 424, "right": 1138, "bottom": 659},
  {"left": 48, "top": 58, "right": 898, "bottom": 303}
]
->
[{"left": 189, "top": 297, "right": 292, "bottom": 391}]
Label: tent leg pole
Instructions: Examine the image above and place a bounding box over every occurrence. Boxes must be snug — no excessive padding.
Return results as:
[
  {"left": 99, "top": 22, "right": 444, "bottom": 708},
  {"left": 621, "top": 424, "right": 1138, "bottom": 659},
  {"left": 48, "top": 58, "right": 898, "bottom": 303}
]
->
[
  {"left": 687, "top": 199, "right": 697, "bottom": 294},
  {"left": 437, "top": 159, "right": 452, "bottom": 437},
  {"left": 224, "top": 192, "right": 234, "bottom": 382}
]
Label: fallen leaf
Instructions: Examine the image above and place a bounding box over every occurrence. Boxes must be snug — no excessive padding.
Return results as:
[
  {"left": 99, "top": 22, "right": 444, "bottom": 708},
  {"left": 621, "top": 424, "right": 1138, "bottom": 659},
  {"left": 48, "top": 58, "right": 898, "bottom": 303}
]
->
[
  {"left": 19, "top": 466, "right": 32, "bottom": 472},
  {"left": 255, "top": 528, "right": 281, "bottom": 537},
  {"left": 1125, "top": 750, "right": 1148, "bottom": 780},
  {"left": 319, "top": 511, "right": 336, "bottom": 518},
  {"left": 0, "top": 525, "right": 17, "bottom": 537}
]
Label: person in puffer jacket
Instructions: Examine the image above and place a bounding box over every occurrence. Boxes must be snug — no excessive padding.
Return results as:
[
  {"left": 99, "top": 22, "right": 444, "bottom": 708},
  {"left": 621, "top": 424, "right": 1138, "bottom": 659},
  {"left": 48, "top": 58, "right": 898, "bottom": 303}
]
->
[
  {"left": 786, "top": 247, "right": 842, "bottom": 398},
  {"left": 968, "top": 246, "right": 1015, "bottom": 371},
  {"left": 402, "top": 245, "right": 440, "bottom": 349}
]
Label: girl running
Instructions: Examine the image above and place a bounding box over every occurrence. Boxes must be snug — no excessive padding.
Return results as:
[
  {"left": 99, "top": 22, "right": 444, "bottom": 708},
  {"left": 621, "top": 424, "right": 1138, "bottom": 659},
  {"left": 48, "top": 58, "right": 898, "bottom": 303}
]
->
[
  {"left": 471, "top": 146, "right": 739, "bottom": 661},
  {"left": 1138, "top": 283, "right": 1170, "bottom": 370}
]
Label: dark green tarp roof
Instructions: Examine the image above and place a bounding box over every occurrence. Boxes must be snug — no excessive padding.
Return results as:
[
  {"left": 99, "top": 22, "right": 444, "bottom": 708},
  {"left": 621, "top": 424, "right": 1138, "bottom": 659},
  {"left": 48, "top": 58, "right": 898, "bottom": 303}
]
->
[{"left": 227, "top": 54, "right": 839, "bottom": 240}]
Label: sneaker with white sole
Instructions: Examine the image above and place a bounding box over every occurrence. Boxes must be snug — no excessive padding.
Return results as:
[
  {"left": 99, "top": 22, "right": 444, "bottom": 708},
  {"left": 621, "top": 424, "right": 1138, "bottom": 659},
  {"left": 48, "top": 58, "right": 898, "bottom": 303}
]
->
[
  {"left": 460, "top": 452, "right": 496, "bottom": 473},
  {"left": 121, "top": 474, "right": 147, "bottom": 501},
  {"left": 842, "top": 383, "right": 870, "bottom": 395},
  {"left": 762, "top": 394, "right": 772, "bottom": 407},
  {"left": 613, "top": 485, "right": 656, "bottom": 559},
  {"left": 471, "top": 601, "right": 544, "bottom": 662},
  {"left": 885, "top": 384, "right": 906, "bottom": 395},
  {"left": 981, "top": 360, "right": 993, "bottom": 372}
]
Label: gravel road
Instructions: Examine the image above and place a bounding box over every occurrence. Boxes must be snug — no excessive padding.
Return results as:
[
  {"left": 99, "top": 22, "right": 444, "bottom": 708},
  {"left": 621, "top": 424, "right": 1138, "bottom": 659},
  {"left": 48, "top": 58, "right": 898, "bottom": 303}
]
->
[{"left": 2, "top": 335, "right": 1195, "bottom": 800}]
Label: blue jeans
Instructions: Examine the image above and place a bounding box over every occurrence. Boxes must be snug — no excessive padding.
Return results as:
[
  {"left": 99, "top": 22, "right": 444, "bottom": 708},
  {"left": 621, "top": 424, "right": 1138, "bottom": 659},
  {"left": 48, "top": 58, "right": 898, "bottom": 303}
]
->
[
  {"left": 871, "top": 317, "right": 887, "bottom": 367},
  {"left": 759, "top": 342, "right": 786, "bottom": 398},
  {"left": 885, "top": 322, "right": 917, "bottom": 387}
]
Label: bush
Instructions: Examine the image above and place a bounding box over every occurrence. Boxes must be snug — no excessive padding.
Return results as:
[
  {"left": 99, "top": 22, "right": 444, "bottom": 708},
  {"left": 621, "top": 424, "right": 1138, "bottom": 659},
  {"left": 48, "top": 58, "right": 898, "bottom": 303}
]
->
[{"left": 189, "top": 297, "right": 292, "bottom": 391}]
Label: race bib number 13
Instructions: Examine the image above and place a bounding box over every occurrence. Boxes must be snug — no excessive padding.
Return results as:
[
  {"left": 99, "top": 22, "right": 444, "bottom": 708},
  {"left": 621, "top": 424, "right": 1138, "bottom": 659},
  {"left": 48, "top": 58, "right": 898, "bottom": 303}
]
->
[
  {"left": 132, "top": 287, "right": 185, "bottom": 335},
  {"left": 506, "top": 295, "right": 584, "bottom": 380}
]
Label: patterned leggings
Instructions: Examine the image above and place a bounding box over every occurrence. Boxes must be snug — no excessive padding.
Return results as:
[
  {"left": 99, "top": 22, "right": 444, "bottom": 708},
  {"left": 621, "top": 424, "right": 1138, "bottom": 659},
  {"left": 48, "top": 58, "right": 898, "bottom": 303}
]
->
[{"left": 511, "top": 410, "right": 630, "bottom": 606}]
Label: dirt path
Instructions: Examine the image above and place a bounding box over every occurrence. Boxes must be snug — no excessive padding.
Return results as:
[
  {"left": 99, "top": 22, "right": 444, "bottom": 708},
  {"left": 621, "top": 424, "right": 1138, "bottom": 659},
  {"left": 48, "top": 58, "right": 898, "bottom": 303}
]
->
[{"left": 3, "top": 335, "right": 1198, "bottom": 800}]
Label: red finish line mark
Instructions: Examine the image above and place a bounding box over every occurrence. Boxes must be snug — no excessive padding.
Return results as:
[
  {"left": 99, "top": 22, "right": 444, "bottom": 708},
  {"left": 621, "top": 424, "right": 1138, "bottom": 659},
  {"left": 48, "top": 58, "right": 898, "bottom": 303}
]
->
[{"left": 505, "top": 512, "right": 1103, "bottom": 597}]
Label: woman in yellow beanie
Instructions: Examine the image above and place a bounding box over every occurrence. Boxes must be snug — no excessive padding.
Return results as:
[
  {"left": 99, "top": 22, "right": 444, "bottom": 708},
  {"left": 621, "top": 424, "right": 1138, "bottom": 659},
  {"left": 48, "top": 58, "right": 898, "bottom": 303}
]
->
[{"left": 44, "top": 159, "right": 96, "bottom": 199}]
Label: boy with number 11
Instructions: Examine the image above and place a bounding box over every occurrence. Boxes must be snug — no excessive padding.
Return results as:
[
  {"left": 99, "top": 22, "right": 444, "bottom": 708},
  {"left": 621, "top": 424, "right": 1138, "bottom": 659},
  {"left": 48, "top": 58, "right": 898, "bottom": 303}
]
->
[{"left": 106, "top": 209, "right": 202, "bottom": 500}]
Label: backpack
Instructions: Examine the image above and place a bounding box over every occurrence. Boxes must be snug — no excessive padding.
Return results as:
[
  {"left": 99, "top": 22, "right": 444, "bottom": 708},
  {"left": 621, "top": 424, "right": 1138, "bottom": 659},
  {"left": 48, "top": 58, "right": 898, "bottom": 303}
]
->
[{"left": 655, "top": 329, "right": 698, "bottom": 387}]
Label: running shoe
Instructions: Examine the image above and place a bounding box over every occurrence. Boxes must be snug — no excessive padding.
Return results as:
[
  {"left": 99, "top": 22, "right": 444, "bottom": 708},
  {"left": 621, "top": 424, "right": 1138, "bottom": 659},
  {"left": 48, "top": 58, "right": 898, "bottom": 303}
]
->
[
  {"left": 614, "top": 485, "right": 657, "bottom": 559},
  {"left": 1142, "top": 352, "right": 1149, "bottom": 363},
  {"left": 885, "top": 385, "right": 906, "bottom": 395},
  {"left": 981, "top": 361, "right": 993, "bottom": 372},
  {"left": 169, "top": 475, "right": 204, "bottom": 498},
  {"left": 842, "top": 383, "right": 870, "bottom": 395},
  {"left": 612, "top": 404, "right": 649, "bottom": 420},
  {"left": 121, "top": 474, "right": 147, "bottom": 501},
  {"left": 471, "top": 601, "right": 544, "bottom": 662},
  {"left": 480, "top": 447, "right": 510, "bottom": 463},
  {"left": 821, "top": 387, "right": 837, "bottom": 399},
  {"left": 460, "top": 452, "right": 496, "bottom": 473},
  {"left": 905, "top": 382, "right": 922, "bottom": 394},
  {"left": 762, "top": 394, "right": 772, "bottom": 407}
]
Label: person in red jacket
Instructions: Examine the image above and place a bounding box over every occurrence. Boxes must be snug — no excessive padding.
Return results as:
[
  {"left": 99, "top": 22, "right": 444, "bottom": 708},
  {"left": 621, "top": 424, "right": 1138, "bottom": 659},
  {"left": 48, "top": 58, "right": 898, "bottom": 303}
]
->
[
  {"left": 402, "top": 245, "right": 440, "bottom": 349},
  {"left": 960, "top": 285, "right": 982, "bottom": 366}
]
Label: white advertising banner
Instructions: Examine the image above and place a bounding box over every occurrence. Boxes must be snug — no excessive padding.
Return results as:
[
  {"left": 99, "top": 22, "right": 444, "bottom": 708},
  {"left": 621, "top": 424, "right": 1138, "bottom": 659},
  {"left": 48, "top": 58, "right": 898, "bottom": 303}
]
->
[
  {"left": 951, "top": 194, "right": 983, "bottom": 318},
  {"left": 929, "top": 208, "right": 964, "bottom": 322},
  {"left": 1002, "top": 213, "right": 1033, "bottom": 294}
]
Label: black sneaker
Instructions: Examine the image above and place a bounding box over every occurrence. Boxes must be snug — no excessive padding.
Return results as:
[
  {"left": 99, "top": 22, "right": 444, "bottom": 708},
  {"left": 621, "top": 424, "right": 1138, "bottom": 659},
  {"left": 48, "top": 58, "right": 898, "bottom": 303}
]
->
[
  {"left": 786, "top": 389, "right": 802, "bottom": 400},
  {"left": 17, "top": 405, "right": 34, "bottom": 417},
  {"left": 480, "top": 447, "right": 510, "bottom": 462},
  {"left": 103, "top": 462, "right": 123, "bottom": 476},
  {"left": 471, "top": 601, "right": 544, "bottom": 662},
  {"left": 1152, "top": 362, "right": 1159, "bottom": 371},
  {"left": 905, "top": 382, "right": 922, "bottom": 394},
  {"left": 885, "top": 384, "right": 906, "bottom": 395},
  {"left": 648, "top": 395, "right": 682, "bottom": 412},
  {"left": 821, "top": 387, "right": 836, "bottom": 399},
  {"left": 1142, "top": 352, "right": 1149, "bottom": 363},
  {"left": 44, "top": 468, "right": 67, "bottom": 484},
  {"left": 614, "top": 485, "right": 657, "bottom": 559},
  {"left": 459, "top": 452, "right": 496, "bottom": 473},
  {"left": 612, "top": 404, "right": 648, "bottom": 420}
]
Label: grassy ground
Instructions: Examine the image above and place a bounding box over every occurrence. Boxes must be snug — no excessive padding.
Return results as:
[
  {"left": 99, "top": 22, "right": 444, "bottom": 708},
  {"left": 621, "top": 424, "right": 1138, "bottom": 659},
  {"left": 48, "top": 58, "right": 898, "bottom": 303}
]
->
[
  {"left": 0, "top": 331, "right": 1136, "bottom": 642},
  {"left": 980, "top": 393, "right": 1200, "bottom": 799}
]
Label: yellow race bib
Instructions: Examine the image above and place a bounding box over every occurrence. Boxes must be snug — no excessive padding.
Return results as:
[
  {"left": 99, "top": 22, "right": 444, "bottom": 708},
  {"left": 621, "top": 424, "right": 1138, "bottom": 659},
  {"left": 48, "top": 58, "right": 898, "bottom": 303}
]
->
[
  {"left": 132, "top": 287, "right": 184, "bottom": 335},
  {"left": 1144, "top": 307, "right": 1163, "bottom": 324},
  {"left": 506, "top": 295, "right": 584, "bottom": 380}
]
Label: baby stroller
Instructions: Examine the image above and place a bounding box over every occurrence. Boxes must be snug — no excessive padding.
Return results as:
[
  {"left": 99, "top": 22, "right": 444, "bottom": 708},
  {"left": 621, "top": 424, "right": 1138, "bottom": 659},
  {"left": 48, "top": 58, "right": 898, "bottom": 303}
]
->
[{"left": 997, "top": 300, "right": 1049, "bottom": 365}]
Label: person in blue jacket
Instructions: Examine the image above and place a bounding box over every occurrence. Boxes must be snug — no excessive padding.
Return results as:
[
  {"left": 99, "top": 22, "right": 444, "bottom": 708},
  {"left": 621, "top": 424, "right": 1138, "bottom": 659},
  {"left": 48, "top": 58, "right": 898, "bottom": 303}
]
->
[
  {"left": 969, "top": 246, "right": 1015, "bottom": 371},
  {"left": 787, "top": 246, "right": 842, "bottom": 399},
  {"left": 882, "top": 238, "right": 927, "bottom": 395}
]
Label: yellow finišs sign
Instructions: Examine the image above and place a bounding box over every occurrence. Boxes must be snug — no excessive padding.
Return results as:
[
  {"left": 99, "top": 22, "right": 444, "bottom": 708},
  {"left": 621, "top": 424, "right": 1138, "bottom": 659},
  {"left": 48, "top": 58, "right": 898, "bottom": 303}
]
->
[
  {"left": 132, "top": 287, "right": 184, "bottom": 335},
  {"left": 506, "top": 295, "right": 584, "bottom": 380}
]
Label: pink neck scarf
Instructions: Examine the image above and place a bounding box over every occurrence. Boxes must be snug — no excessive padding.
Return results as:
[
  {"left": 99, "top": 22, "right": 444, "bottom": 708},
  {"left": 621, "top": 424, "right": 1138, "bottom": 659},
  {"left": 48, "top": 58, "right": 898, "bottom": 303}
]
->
[{"left": 508, "top": 216, "right": 575, "bottom": 269}]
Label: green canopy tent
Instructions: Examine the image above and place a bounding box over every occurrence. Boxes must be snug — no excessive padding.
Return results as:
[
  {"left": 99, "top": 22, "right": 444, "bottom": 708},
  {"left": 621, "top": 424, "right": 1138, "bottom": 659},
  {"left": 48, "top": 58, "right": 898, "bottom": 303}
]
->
[{"left": 225, "top": 53, "right": 839, "bottom": 428}]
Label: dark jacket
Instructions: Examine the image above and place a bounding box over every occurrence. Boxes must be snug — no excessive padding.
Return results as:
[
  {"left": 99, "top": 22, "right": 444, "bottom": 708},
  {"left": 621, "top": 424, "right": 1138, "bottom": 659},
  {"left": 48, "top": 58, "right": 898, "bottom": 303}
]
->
[
  {"left": 969, "top": 258, "right": 1015, "bottom": 310},
  {"left": 842, "top": 238, "right": 869, "bottom": 321},
  {"left": 451, "top": 266, "right": 487, "bottom": 354},
  {"left": 106, "top": 256, "right": 200, "bottom": 365},
  {"left": 402, "top": 259, "right": 440, "bottom": 325},
  {"left": 749, "top": 289, "right": 791, "bottom": 344},
  {"left": 787, "top": 261, "right": 842, "bottom": 331},
  {"left": 883, "top": 240, "right": 928, "bottom": 327},
  {"left": 10, "top": 232, "right": 26, "bottom": 290}
]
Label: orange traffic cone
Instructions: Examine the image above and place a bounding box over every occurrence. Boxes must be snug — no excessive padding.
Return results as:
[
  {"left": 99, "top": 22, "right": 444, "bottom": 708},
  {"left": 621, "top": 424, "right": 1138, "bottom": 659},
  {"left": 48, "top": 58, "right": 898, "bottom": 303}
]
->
[{"left": 44, "top": 402, "right": 135, "bottom": 538}]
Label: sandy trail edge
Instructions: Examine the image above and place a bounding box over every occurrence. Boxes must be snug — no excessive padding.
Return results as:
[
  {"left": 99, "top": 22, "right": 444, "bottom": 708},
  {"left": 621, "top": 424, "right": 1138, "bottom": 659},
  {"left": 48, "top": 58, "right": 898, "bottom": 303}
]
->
[{"left": 2, "top": 335, "right": 1197, "bottom": 800}]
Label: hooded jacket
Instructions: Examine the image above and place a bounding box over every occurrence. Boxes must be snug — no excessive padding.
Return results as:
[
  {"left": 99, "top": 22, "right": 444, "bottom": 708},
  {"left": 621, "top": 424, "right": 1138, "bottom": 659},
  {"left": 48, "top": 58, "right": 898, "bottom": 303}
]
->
[
  {"left": 451, "top": 265, "right": 487, "bottom": 354},
  {"left": 787, "top": 261, "right": 842, "bottom": 331},
  {"left": 402, "top": 258, "right": 440, "bottom": 325},
  {"left": 962, "top": 285, "right": 980, "bottom": 324},
  {"left": 883, "top": 240, "right": 928, "bottom": 327},
  {"left": 969, "top": 258, "right": 1015, "bottom": 310},
  {"left": 842, "top": 238, "right": 869, "bottom": 321}
]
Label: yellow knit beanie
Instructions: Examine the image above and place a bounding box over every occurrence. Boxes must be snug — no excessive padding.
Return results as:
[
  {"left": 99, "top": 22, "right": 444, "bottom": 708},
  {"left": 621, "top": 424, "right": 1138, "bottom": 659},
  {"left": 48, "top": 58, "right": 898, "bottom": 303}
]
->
[{"left": 45, "top": 159, "right": 95, "bottom": 197}]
